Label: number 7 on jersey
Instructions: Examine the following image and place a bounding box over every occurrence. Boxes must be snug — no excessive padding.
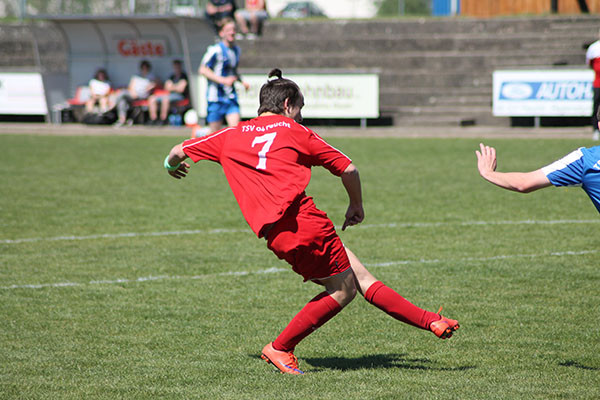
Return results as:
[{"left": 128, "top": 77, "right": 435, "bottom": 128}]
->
[{"left": 251, "top": 132, "right": 277, "bottom": 170}]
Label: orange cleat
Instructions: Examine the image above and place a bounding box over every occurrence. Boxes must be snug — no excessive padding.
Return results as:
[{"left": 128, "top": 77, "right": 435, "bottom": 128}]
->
[
  {"left": 430, "top": 307, "right": 460, "bottom": 339},
  {"left": 261, "top": 342, "right": 304, "bottom": 375}
]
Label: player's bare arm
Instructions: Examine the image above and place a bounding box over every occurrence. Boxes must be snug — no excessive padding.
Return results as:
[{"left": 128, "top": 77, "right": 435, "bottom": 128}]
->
[
  {"left": 233, "top": 69, "right": 250, "bottom": 91},
  {"left": 199, "top": 65, "right": 237, "bottom": 87},
  {"left": 341, "top": 163, "right": 364, "bottom": 230},
  {"left": 165, "top": 143, "right": 190, "bottom": 179},
  {"left": 476, "top": 143, "right": 551, "bottom": 193}
]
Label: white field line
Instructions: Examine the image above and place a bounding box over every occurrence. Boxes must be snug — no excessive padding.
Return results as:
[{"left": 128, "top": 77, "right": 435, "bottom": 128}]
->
[
  {"left": 0, "top": 267, "right": 288, "bottom": 290},
  {"left": 1, "top": 219, "right": 598, "bottom": 245},
  {"left": 0, "top": 228, "right": 250, "bottom": 244},
  {"left": 364, "top": 249, "right": 598, "bottom": 267},
  {"left": 1, "top": 249, "right": 596, "bottom": 291}
]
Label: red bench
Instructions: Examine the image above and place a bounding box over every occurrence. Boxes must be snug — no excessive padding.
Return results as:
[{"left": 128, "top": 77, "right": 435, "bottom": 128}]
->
[
  {"left": 130, "top": 89, "right": 190, "bottom": 124},
  {"left": 67, "top": 86, "right": 91, "bottom": 106}
]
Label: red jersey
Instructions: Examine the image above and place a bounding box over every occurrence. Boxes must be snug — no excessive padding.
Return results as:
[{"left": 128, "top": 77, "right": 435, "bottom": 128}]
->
[
  {"left": 592, "top": 58, "right": 600, "bottom": 88},
  {"left": 181, "top": 115, "right": 352, "bottom": 237}
]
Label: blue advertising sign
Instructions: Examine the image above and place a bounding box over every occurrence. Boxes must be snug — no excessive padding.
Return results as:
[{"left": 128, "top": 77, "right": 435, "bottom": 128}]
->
[
  {"left": 493, "top": 70, "right": 594, "bottom": 117},
  {"left": 498, "top": 81, "right": 592, "bottom": 101}
]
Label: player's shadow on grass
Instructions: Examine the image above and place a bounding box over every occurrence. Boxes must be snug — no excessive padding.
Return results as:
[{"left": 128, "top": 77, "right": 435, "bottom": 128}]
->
[
  {"left": 302, "top": 353, "right": 476, "bottom": 372},
  {"left": 559, "top": 360, "right": 599, "bottom": 371}
]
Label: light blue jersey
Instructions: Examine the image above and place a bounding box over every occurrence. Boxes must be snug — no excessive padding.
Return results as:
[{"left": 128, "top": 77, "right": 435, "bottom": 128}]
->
[
  {"left": 541, "top": 146, "right": 600, "bottom": 213},
  {"left": 201, "top": 41, "right": 241, "bottom": 103}
]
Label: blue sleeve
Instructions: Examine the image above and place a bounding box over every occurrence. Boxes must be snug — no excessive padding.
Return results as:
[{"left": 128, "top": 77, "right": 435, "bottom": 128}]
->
[
  {"left": 201, "top": 45, "right": 218, "bottom": 69},
  {"left": 205, "top": 54, "right": 216, "bottom": 69},
  {"left": 541, "top": 148, "right": 585, "bottom": 187}
]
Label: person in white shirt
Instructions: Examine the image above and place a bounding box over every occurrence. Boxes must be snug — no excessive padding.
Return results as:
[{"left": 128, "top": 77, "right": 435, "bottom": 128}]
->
[
  {"left": 85, "top": 68, "right": 112, "bottom": 113},
  {"left": 114, "top": 60, "right": 159, "bottom": 127}
]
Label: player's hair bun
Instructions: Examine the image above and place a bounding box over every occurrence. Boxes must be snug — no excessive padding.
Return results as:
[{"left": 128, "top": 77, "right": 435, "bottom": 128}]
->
[{"left": 268, "top": 68, "right": 283, "bottom": 79}]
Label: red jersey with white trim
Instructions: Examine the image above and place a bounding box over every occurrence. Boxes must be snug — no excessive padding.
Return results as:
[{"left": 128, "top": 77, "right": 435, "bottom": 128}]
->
[
  {"left": 181, "top": 114, "right": 352, "bottom": 237},
  {"left": 592, "top": 59, "right": 600, "bottom": 88},
  {"left": 587, "top": 40, "right": 600, "bottom": 87}
]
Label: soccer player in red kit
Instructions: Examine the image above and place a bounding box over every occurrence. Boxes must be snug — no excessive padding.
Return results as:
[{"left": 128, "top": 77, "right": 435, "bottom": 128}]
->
[{"left": 164, "top": 69, "right": 459, "bottom": 375}]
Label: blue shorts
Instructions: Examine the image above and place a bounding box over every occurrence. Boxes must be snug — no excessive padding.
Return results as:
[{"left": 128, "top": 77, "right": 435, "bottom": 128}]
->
[{"left": 206, "top": 99, "right": 240, "bottom": 123}]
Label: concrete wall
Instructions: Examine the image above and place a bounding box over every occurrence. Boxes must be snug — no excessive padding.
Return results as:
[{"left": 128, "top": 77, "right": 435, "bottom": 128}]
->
[
  {"left": 0, "top": 23, "right": 67, "bottom": 73},
  {"left": 238, "top": 15, "right": 600, "bottom": 126}
]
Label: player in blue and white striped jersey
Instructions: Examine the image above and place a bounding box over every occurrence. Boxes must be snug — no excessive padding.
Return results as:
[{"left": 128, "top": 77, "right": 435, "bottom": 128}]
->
[
  {"left": 199, "top": 17, "right": 250, "bottom": 134},
  {"left": 476, "top": 142, "right": 600, "bottom": 213}
]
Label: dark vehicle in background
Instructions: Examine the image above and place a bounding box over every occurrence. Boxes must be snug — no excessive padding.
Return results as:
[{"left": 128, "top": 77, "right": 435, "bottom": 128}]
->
[{"left": 277, "top": 1, "right": 327, "bottom": 18}]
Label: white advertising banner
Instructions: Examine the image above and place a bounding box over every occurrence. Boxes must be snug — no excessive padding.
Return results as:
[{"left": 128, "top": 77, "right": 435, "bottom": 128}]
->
[
  {"left": 493, "top": 69, "right": 594, "bottom": 117},
  {"left": 197, "top": 73, "right": 379, "bottom": 119},
  {"left": 0, "top": 73, "right": 48, "bottom": 115}
]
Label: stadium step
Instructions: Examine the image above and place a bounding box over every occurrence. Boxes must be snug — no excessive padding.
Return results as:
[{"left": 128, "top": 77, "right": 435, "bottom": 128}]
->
[{"left": 240, "top": 15, "right": 600, "bottom": 126}]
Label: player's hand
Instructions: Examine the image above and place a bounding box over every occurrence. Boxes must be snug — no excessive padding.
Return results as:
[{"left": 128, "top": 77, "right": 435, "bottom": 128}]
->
[
  {"left": 222, "top": 76, "right": 237, "bottom": 87},
  {"left": 168, "top": 162, "right": 190, "bottom": 179},
  {"left": 242, "top": 81, "right": 250, "bottom": 91},
  {"left": 475, "top": 143, "right": 497, "bottom": 178},
  {"left": 342, "top": 204, "right": 364, "bottom": 231}
]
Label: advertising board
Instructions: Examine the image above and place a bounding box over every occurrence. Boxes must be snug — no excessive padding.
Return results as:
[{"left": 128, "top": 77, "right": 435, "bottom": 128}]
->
[
  {"left": 493, "top": 69, "right": 593, "bottom": 117},
  {"left": 0, "top": 72, "right": 47, "bottom": 115},
  {"left": 196, "top": 73, "right": 379, "bottom": 119}
]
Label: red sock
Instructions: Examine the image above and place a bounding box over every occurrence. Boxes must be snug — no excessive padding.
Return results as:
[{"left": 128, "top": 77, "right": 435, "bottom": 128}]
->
[
  {"left": 272, "top": 291, "right": 342, "bottom": 352},
  {"left": 364, "top": 281, "right": 439, "bottom": 330}
]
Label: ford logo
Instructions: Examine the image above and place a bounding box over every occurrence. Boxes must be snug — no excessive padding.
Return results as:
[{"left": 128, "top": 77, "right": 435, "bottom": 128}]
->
[{"left": 501, "top": 83, "right": 533, "bottom": 100}]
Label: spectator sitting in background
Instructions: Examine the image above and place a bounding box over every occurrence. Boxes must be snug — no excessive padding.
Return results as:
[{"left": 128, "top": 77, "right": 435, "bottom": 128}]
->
[
  {"left": 114, "top": 60, "right": 159, "bottom": 127},
  {"left": 147, "top": 59, "right": 189, "bottom": 126},
  {"left": 235, "top": 0, "right": 268, "bottom": 39},
  {"left": 85, "top": 68, "right": 112, "bottom": 113},
  {"left": 205, "top": 0, "right": 237, "bottom": 35}
]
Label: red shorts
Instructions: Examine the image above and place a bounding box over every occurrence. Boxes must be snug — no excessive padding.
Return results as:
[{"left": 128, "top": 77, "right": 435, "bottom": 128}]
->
[{"left": 266, "top": 195, "right": 351, "bottom": 281}]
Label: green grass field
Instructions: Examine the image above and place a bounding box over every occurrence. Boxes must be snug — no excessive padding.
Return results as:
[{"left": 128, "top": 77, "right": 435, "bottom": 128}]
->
[{"left": 1, "top": 132, "right": 599, "bottom": 399}]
